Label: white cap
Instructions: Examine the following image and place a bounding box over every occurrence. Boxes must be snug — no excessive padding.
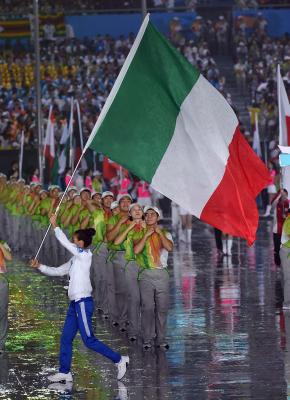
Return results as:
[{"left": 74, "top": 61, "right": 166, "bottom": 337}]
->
[
  {"left": 80, "top": 187, "right": 91, "bottom": 194},
  {"left": 102, "top": 191, "right": 114, "bottom": 199},
  {"left": 67, "top": 186, "right": 77, "bottom": 193},
  {"left": 92, "top": 191, "right": 102, "bottom": 198},
  {"left": 48, "top": 185, "right": 61, "bottom": 191},
  {"left": 93, "top": 170, "right": 102, "bottom": 176},
  {"left": 72, "top": 192, "right": 81, "bottom": 198},
  {"left": 117, "top": 193, "right": 132, "bottom": 203},
  {"left": 17, "top": 178, "right": 25, "bottom": 183},
  {"left": 129, "top": 202, "right": 143, "bottom": 213},
  {"left": 144, "top": 206, "right": 161, "bottom": 217},
  {"left": 110, "top": 201, "right": 119, "bottom": 211},
  {"left": 30, "top": 181, "right": 41, "bottom": 187}
]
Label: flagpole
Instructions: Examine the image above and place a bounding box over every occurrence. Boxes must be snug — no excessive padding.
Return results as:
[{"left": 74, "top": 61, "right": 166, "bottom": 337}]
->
[
  {"left": 34, "top": 150, "right": 86, "bottom": 259},
  {"left": 19, "top": 130, "right": 24, "bottom": 179},
  {"left": 277, "top": 64, "right": 283, "bottom": 145}
]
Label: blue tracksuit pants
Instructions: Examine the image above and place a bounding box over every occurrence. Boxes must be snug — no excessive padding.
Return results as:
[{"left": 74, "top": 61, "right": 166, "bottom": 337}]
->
[{"left": 59, "top": 296, "right": 121, "bottom": 373}]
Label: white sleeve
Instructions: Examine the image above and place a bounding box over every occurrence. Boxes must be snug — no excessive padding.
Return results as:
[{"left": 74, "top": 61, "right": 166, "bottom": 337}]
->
[
  {"left": 38, "top": 260, "right": 71, "bottom": 277},
  {"left": 54, "top": 227, "right": 79, "bottom": 256}
]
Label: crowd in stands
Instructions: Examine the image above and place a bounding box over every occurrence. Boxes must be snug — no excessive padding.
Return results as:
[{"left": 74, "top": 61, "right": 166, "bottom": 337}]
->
[
  {"left": 235, "top": 0, "right": 290, "bottom": 8},
  {"left": 233, "top": 13, "right": 290, "bottom": 143},
  {"left": 0, "top": 15, "right": 229, "bottom": 150},
  {"left": 0, "top": 0, "right": 195, "bottom": 15}
]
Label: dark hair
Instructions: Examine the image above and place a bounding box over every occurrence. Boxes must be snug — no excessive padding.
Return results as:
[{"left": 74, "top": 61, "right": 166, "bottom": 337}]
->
[{"left": 74, "top": 228, "right": 96, "bottom": 248}]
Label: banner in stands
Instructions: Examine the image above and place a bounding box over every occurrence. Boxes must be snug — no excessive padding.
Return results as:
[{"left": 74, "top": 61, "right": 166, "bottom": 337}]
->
[
  {"left": 0, "top": 19, "right": 30, "bottom": 39},
  {"left": 233, "top": 9, "right": 290, "bottom": 37},
  {"left": 0, "top": 14, "right": 65, "bottom": 40},
  {"left": 66, "top": 12, "right": 196, "bottom": 38}
]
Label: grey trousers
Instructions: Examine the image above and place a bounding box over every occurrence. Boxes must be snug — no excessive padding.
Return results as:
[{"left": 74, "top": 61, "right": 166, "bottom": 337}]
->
[
  {"left": 0, "top": 276, "right": 9, "bottom": 350},
  {"left": 125, "top": 261, "right": 141, "bottom": 336},
  {"left": 91, "top": 243, "right": 109, "bottom": 314},
  {"left": 139, "top": 269, "right": 169, "bottom": 344},
  {"left": 112, "top": 251, "right": 128, "bottom": 327},
  {"left": 280, "top": 246, "right": 290, "bottom": 306},
  {"left": 106, "top": 257, "right": 118, "bottom": 323}
]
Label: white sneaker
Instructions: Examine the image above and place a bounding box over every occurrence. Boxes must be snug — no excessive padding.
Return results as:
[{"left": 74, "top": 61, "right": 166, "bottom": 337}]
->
[
  {"left": 116, "top": 356, "right": 129, "bottom": 380},
  {"left": 48, "top": 381, "right": 73, "bottom": 392},
  {"left": 283, "top": 304, "right": 290, "bottom": 311},
  {"left": 47, "top": 372, "right": 73, "bottom": 382}
]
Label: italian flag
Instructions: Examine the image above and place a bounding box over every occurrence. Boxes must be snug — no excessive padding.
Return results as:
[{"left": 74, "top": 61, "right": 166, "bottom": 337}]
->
[{"left": 85, "top": 15, "right": 270, "bottom": 245}]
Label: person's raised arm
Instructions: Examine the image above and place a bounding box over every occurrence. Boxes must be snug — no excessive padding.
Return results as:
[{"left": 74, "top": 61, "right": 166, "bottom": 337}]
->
[
  {"left": 134, "top": 228, "right": 154, "bottom": 255},
  {"left": 155, "top": 227, "right": 173, "bottom": 251},
  {"left": 80, "top": 215, "right": 91, "bottom": 229},
  {"left": 50, "top": 214, "right": 79, "bottom": 256},
  {"left": 71, "top": 206, "right": 83, "bottom": 226},
  {"left": 86, "top": 200, "right": 97, "bottom": 213},
  {"left": 107, "top": 215, "right": 128, "bottom": 242},
  {"left": 114, "top": 221, "right": 136, "bottom": 245}
]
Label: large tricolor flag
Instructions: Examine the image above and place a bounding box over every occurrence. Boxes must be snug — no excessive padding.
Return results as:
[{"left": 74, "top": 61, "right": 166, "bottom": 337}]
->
[
  {"left": 85, "top": 15, "right": 270, "bottom": 245},
  {"left": 278, "top": 65, "right": 290, "bottom": 146}
]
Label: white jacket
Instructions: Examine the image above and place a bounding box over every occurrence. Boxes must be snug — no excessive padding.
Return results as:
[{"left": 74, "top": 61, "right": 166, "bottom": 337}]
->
[{"left": 39, "top": 227, "right": 93, "bottom": 301}]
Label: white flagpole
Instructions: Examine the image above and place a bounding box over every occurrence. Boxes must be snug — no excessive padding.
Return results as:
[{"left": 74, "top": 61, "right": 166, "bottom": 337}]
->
[{"left": 19, "top": 130, "right": 25, "bottom": 179}]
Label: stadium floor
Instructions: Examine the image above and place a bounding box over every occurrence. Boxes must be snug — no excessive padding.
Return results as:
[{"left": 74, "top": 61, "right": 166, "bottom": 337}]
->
[{"left": 0, "top": 218, "right": 288, "bottom": 399}]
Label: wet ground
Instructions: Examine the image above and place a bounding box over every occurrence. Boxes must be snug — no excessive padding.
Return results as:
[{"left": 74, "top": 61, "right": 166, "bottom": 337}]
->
[{"left": 0, "top": 218, "right": 289, "bottom": 399}]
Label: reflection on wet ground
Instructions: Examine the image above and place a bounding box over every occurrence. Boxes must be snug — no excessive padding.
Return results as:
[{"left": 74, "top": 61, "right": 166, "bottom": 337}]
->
[{"left": 0, "top": 219, "right": 289, "bottom": 399}]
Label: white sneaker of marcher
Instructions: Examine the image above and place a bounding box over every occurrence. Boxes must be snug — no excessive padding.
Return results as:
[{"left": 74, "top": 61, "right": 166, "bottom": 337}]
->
[
  {"left": 283, "top": 305, "right": 290, "bottom": 311},
  {"left": 47, "top": 372, "right": 73, "bottom": 382},
  {"left": 48, "top": 381, "right": 73, "bottom": 392},
  {"left": 117, "top": 356, "right": 129, "bottom": 380}
]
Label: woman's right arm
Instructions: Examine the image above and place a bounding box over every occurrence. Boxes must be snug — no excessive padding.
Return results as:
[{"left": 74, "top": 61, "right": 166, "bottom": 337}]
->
[
  {"left": 114, "top": 221, "right": 136, "bottom": 245},
  {"left": 134, "top": 229, "right": 154, "bottom": 255}
]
